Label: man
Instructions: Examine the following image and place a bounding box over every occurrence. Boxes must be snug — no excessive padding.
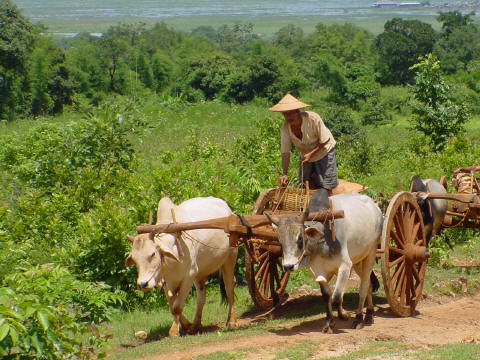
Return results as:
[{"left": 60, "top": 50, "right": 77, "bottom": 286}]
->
[{"left": 269, "top": 93, "right": 338, "bottom": 193}]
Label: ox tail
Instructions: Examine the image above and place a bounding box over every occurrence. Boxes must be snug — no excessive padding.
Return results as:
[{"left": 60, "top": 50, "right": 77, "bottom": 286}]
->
[
  {"left": 370, "top": 271, "right": 380, "bottom": 293},
  {"left": 219, "top": 271, "right": 228, "bottom": 305}
]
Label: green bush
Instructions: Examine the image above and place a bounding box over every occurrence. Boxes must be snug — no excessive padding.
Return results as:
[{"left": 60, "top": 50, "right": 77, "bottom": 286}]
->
[
  {"left": 361, "top": 97, "right": 392, "bottom": 126},
  {"left": 0, "top": 264, "right": 124, "bottom": 359},
  {"left": 323, "top": 105, "right": 359, "bottom": 137}
]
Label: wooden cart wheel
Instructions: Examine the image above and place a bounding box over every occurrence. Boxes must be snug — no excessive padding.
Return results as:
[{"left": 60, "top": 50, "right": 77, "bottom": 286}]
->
[
  {"left": 245, "top": 188, "right": 290, "bottom": 310},
  {"left": 381, "top": 191, "right": 429, "bottom": 317}
]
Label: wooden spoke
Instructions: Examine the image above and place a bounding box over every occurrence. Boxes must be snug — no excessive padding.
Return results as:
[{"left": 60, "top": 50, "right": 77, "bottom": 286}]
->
[
  {"left": 409, "top": 270, "right": 417, "bottom": 301},
  {"left": 257, "top": 251, "right": 269, "bottom": 263},
  {"left": 411, "top": 265, "right": 420, "bottom": 284},
  {"left": 254, "top": 256, "right": 269, "bottom": 283},
  {"left": 391, "top": 261, "right": 405, "bottom": 285},
  {"left": 391, "top": 230, "right": 405, "bottom": 249},
  {"left": 262, "top": 269, "right": 271, "bottom": 297},
  {"left": 399, "top": 267, "right": 408, "bottom": 305},
  {"left": 411, "top": 222, "right": 421, "bottom": 242},
  {"left": 394, "top": 266, "right": 406, "bottom": 298},
  {"left": 388, "top": 255, "right": 405, "bottom": 268},
  {"left": 389, "top": 246, "right": 405, "bottom": 255},
  {"left": 393, "top": 215, "right": 406, "bottom": 248}
]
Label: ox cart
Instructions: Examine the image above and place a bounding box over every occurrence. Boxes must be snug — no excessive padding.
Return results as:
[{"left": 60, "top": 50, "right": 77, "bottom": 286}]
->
[{"left": 135, "top": 173, "right": 479, "bottom": 319}]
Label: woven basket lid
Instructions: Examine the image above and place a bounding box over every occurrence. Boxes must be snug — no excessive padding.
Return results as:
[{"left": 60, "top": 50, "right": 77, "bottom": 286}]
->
[{"left": 269, "top": 93, "right": 310, "bottom": 112}]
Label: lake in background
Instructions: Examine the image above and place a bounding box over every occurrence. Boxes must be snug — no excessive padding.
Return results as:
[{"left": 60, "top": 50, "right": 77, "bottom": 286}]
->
[{"left": 12, "top": 0, "right": 480, "bottom": 35}]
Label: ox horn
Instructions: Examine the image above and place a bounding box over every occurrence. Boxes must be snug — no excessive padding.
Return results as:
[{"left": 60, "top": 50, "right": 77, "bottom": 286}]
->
[
  {"left": 126, "top": 235, "right": 135, "bottom": 243},
  {"left": 299, "top": 208, "right": 310, "bottom": 223},
  {"left": 264, "top": 212, "right": 280, "bottom": 226}
]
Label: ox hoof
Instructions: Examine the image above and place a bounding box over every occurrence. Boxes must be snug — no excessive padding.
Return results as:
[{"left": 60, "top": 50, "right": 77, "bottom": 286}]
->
[
  {"left": 226, "top": 321, "right": 238, "bottom": 328},
  {"left": 322, "top": 325, "right": 334, "bottom": 334},
  {"left": 168, "top": 329, "right": 180, "bottom": 337},
  {"left": 365, "top": 309, "right": 374, "bottom": 326},
  {"left": 352, "top": 314, "right": 364, "bottom": 330},
  {"left": 338, "top": 310, "right": 350, "bottom": 321},
  {"left": 183, "top": 325, "right": 197, "bottom": 335},
  {"left": 353, "top": 320, "right": 364, "bottom": 330}
]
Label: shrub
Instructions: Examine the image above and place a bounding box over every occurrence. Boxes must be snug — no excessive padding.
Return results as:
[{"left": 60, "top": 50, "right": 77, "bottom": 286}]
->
[
  {"left": 323, "top": 105, "right": 359, "bottom": 137},
  {"left": 0, "top": 264, "right": 124, "bottom": 359},
  {"left": 361, "top": 97, "right": 391, "bottom": 126},
  {"left": 409, "top": 54, "right": 469, "bottom": 151}
]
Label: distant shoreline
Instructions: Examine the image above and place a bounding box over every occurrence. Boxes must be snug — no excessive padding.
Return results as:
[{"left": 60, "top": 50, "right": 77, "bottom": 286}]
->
[{"left": 16, "top": 0, "right": 479, "bottom": 36}]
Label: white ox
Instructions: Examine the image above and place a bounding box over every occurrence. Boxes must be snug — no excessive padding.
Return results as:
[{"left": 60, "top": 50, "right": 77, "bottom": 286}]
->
[
  {"left": 126, "top": 196, "right": 238, "bottom": 337},
  {"left": 266, "top": 192, "right": 383, "bottom": 333}
]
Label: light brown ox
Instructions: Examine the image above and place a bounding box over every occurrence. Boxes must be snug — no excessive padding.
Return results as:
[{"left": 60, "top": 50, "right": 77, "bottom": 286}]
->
[{"left": 126, "top": 196, "right": 238, "bottom": 337}]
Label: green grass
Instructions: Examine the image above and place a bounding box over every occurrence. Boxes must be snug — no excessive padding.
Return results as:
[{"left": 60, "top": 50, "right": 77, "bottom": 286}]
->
[
  {"left": 273, "top": 340, "right": 317, "bottom": 360},
  {"left": 325, "top": 341, "right": 480, "bottom": 359},
  {"left": 34, "top": 13, "right": 446, "bottom": 37}
]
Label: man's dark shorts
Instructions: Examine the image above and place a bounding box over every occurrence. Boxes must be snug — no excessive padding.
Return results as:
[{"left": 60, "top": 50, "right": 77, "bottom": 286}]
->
[{"left": 299, "top": 148, "right": 338, "bottom": 190}]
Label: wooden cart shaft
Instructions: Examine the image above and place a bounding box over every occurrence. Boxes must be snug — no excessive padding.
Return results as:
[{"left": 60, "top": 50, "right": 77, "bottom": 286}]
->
[
  {"left": 414, "top": 192, "right": 479, "bottom": 204},
  {"left": 136, "top": 210, "right": 345, "bottom": 237}
]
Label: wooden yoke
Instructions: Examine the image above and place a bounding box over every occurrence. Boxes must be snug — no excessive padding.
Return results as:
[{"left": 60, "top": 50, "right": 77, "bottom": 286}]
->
[{"left": 136, "top": 210, "right": 345, "bottom": 239}]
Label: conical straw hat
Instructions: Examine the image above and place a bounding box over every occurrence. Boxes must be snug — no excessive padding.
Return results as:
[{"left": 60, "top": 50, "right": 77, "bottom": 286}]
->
[{"left": 269, "top": 94, "right": 310, "bottom": 112}]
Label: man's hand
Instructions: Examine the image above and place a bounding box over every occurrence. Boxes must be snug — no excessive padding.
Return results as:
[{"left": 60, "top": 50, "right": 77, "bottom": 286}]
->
[
  {"left": 301, "top": 152, "right": 313, "bottom": 164},
  {"left": 301, "top": 137, "right": 330, "bottom": 164},
  {"left": 278, "top": 175, "right": 288, "bottom": 187}
]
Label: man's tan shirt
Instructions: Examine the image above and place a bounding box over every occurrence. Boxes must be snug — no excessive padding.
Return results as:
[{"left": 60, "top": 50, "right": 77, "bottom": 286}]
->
[{"left": 280, "top": 111, "right": 336, "bottom": 162}]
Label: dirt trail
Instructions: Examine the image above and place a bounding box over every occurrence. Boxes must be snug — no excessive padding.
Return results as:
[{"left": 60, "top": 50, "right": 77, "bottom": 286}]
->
[{"left": 141, "top": 290, "right": 480, "bottom": 360}]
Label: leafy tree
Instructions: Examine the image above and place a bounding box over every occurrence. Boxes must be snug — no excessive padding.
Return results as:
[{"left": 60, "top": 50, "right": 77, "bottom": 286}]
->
[
  {"left": 0, "top": 0, "right": 36, "bottom": 120},
  {"left": 29, "top": 37, "right": 74, "bottom": 116},
  {"left": 361, "top": 98, "right": 391, "bottom": 126},
  {"left": 47, "top": 50, "right": 74, "bottom": 114},
  {"left": 307, "top": 23, "right": 374, "bottom": 66},
  {"left": 66, "top": 37, "right": 108, "bottom": 96},
  {"left": 217, "top": 22, "right": 256, "bottom": 53},
  {"left": 97, "top": 33, "right": 129, "bottom": 92},
  {"left": 375, "top": 18, "right": 437, "bottom": 85},
  {"left": 191, "top": 25, "right": 217, "bottom": 41},
  {"left": 272, "top": 24, "right": 306, "bottom": 56},
  {"left": 409, "top": 54, "right": 469, "bottom": 151},
  {"left": 186, "top": 53, "right": 235, "bottom": 100},
  {"left": 333, "top": 63, "right": 380, "bottom": 105},
  {"left": 133, "top": 51, "right": 153, "bottom": 89},
  {"left": 323, "top": 105, "right": 359, "bottom": 137},
  {"left": 142, "top": 22, "right": 184, "bottom": 56},
  {"left": 434, "top": 11, "right": 480, "bottom": 73},
  {"left": 151, "top": 52, "right": 173, "bottom": 92},
  {"left": 29, "top": 39, "right": 54, "bottom": 116},
  {"left": 437, "top": 10, "right": 475, "bottom": 36}
]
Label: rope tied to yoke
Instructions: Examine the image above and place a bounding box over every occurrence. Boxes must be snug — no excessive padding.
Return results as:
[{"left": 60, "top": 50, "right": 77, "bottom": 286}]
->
[{"left": 237, "top": 214, "right": 252, "bottom": 239}]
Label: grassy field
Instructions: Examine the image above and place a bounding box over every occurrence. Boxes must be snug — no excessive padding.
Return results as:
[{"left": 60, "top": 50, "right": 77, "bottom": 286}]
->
[
  {"left": 105, "top": 236, "right": 480, "bottom": 359},
  {"left": 14, "top": 0, "right": 462, "bottom": 36},
  {"left": 4, "top": 90, "right": 480, "bottom": 359},
  {"left": 36, "top": 14, "right": 446, "bottom": 37}
]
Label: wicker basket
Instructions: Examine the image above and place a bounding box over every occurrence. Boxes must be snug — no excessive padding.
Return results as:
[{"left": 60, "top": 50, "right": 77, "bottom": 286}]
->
[
  {"left": 273, "top": 179, "right": 367, "bottom": 212},
  {"left": 273, "top": 187, "right": 316, "bottom": 212}
]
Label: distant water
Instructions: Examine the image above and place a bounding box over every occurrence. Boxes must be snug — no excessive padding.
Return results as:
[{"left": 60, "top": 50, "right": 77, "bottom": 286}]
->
[{"left": 14, "top": 0, "right": 458, "bottom": 20}]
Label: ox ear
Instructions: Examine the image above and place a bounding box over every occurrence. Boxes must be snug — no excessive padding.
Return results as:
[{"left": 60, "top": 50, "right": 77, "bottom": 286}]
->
[
  {"left": 126, "top": 235, "right": 135, "bottom": 243},
  {"left": 264, "top": 212, "right": 280, "bottom": 227},
  {"left": 156, "top": 241, "right": 180, "bottom": 262},
  {"left": 125, "top": 255, "right": 134, "bottom": 268},
  {"left": 305, "top": 226, "right": 323, "bottom": 240}
]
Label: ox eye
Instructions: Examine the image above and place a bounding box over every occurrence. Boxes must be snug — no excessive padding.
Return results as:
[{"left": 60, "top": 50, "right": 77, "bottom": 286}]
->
[
  {"left": 297, "top": 234, "right": 303, "bottom": 250},
  {"left": 150, "top": 252, "right": 156, "bottom": 259}
]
